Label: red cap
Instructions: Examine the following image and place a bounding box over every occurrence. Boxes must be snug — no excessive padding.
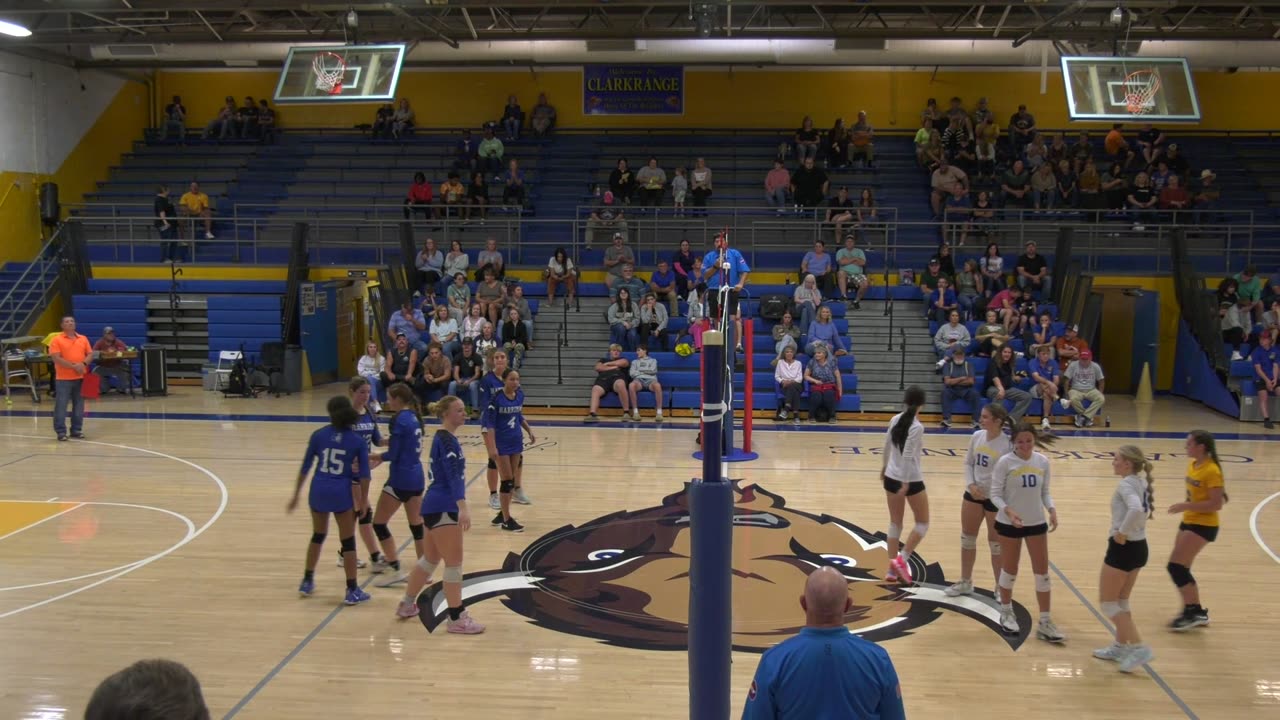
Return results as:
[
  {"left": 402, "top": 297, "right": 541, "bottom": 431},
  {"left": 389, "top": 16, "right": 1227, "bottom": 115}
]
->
[{"left": 1080, "top": 349, "right": 1093, "bottom": 360}]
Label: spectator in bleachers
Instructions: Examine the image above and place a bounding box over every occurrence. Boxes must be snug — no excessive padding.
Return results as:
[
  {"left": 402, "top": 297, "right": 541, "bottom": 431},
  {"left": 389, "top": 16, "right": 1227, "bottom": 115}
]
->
[
  {"left": 1047, "top": 133, "right": 1069, "bottom": 168},
  {"left": 388, "top": 300, "right": 429, "bottom": 355},
  {"left": 971, "top": 96, "right": 992, "bottom": 126},
  {"left": 774, "top": 345, "right": 804, "bottom": 423},
  {"left": 836, "top": 233, "right": 870, "bottom": 309},
  {"left": 604, "top": 234, "right": 635, "bottom": 292},
  {"left": 1008, "top": 104, "right": 1037, "bottom": 158},
  {"left": 939, "top": 346, "right": 982, "bottom": 429},
  {"left": 857, "top": 188, "right": 878, "bottom": 225},
  {"left": 1136, "top": 123, "right": 1167, "bottom": 165},
  {"left": 980, "top": 242, "right": 1006, "bottom": 297},
  {"left": 392, "top": 98, "right": 415, "bottom": 139},
  {"left": 943, "top": 186, "right": 972, "bottom": 246},
  {"left": 406, "top": 174, "right": 435, "bottom": 220},
  {"left": 501, "top": 306, "right": 529, "bottom": 368},
  {"left": 439, "top": 171, "right": 466, "bottom": 217},
  {"left": 477, "top": 236, "right": 504, "bottom": 280},
  {"left": 1028, "top": 312, "right": 1057, "bottom": 356},
  {"left": 1064, "top": 349, "right": 1106, "bottom": 427},
  {"left": 790, "top": 156, "right": 829, "bottom": 210},
  {"left": 450, "top": 337, "right": 483, "bottom": 416},
  {"left": 803, "top": 345, "right": 843, "bottom": 423},
  {"left": 92, "top": 327, "right": 130, "bottom": 393},
  {"left": 501, "top": 95, "right": 523, "bottom": 141},
  {"left": 373, "top": 103, "right": 395, "bottom": 138},
  {"left": 951, "top": 128, "right": 977, "bottom": 173},
  {"left": 794, "top": 116, "right": 821, "bottom": 163},
  {"left": 1078, "top": 160, "right": 1102, "bottom": 212},
  {"left": 235, "top": 96, "right": 258, "bottom": 138},
  {"left": 178, "top": 182, "right": 215, "bottom": 240},
  {"left": 531, "top": 93, "right": 556, "bottom": 136},
  {"left": 464, "top": 171, "right": 489, "bottom": 220},
  {"left": 975, "top": 309, "right": 1008, "bottom": 357},
  {"left": 825, "top": 118, "right": 848, "bottom": 169},
  {"left": 806, "top": 305, "right": 848, "bottom": 358},
  {"left": 989, "top": 284, "right": 1026, "bottom": 334},
  {"left": 475, "top": 322, "right": 499, "bottom": 361},
  {"left": 921, "top": 98, "right": 945, "bottom": 129},
  {"left": 588, "top": 194, "right": 627, "bottom": 249},
  {"left": 1164, "top": 143, "right": 1190, "bottom": 178},
  {"left": 922, "top": 131, "right": 945, "bottom": 172},
  {"left": 930, "top": 157, "right": 968, "bottom": 218},
  {"left": 609, "top": 159, "right": 636, "bottom": 205},
  {"left": 1235, "top": 265, "right": 1265, "bottom": 322},
  {"left": 639, "top": 293, "right": 670, "bottom": 351},
  {"left": 153, "top": 185, "right": 180, "bottom": 261},
  {"left": 416, "top": 342, "right": 452, "bottom": 404},
  {"left": 1054, "top": 324, "right": 1088, "bottom": 371},
  {"left": 1028, "top": 137, "right": 1051, "bottom": 170},
  {"left": 984, "top": 344, "right": 1031, "bottom": 423},
  {"left": 914, "top": 118, "right": 935, "bottom": 167},
  {"left": 825, "top": 187, "right": 855, "bottom": 242},
  {"left": 793, "top": 274, "right": 822, "bottom": 334},
  {"left": 927, "top": 278, "right": 959, "bottom": 324},
  {"left": 1030, "top": 163, "right": 1057, "bottom": 210},
  {"left": 1150, "top": 160, "right": 1173, "bottom": 192},
  {"left": 919, "top": 257, "right": 948, "bottom": 293},
  {"left": 686, "top": 281, "right": 709, "bottom": 351},
  {"left": 801, "top": 240, "right": 837, "bottom": 297},
  {"left": 690, "top": 158, "right": 713, "bottom": 208},
  {"left": 955, "top": 259, "right": 983, "bottom": 318},
  {"left": 626, "top": 345, "right": 664, "bottom": 423},
  {"left": 671, "top": 167, "right": 688, "bottom": 215},
  {"left": 938, "top": 242, "right": 961, "bottom": 276},
  {"left": 1160, "top": 174, "right": 1191, "bottom": 217},
  {"left": 1028, "top": 344, "right": 1061, "bottom": 431},
  {"left": 673, "top": 239, "right": 698, "bottom": 296},
  {"left": 462, "top": 302, "right": 489, "bottom": 343},
  {"left": 1105, "top": 125, "right": 1137, "bottom": 170},
  {"left": 974, "top": 115, "right": 998, "bottom": 181},
  {"left": 1126, "top": 172, "right": 1157, "bottom": 227},
  {"left": 773, "top": 310, "right": 801, "bottom": 361},
  {"left": 476, "top": 268, "right": 506, "bottom": 325},
  {"left": 1102, "top": 161, "right": 1130, "bottom": 210},
  {"left": 443, "top": 239, "right": 469, "bottom": 280},
  {"left": 544, "top": 247, "right": 577, "bottom": 307},
  {"left": 1193, "top": 169, "right": 1220, "bottom": 224},
  {"left": 452, "top": 129, "right": 477, "bottom": 172},
  {"left": 478, "top": 126, "right": 504, "bottom": 176},
  {"left": 934, "top": 310, "right": 970, "bottom": 360},
  {"left": 849, "top": 111, "right": 876, "bottom": 168},
  {"left": 202, "top": 96, "right": 236, "bottom": 140},
  {"left": 1262, "top": 298, "right": 1280, "bottom": 345},
  {"left": 941, "top": 115, "right": 970, "bottom": 162},
  {"left": 1018, "top": 239, "right": 1049, "bottom": 298},
  {"left": 1250, "top": 332, "right": 1280, "bottom": 428},
  {"left": 1000, "top": 160, "right": 1030, "bottom": 210},
  {"left": 358, "top": 341, "right": 385, "bottom": 409},
  {"left": 1055, "top": 159, "right": 1077, "bottom": 209},
  {"left": 584, "top": 345, "right": 631, "bottom": 423},
  {"left": 502, "top": 158, "right": 526, "bottom": 208},
  {"left": 414, "top": 237, "right": 444, "bottom": 294},
  {"left": 505, "top": 284, "right": 534, "bottom": 347},
  {"left": 946, "top": 96, "right": 970, "bottom": 130},
  {"left": 162, "top": 95, "right": 186, "bottom": 141},
  {"left": 971, "top": 191, "right": 995, "bottom": 237},
  {"left": 608, "top": 288, "right": 640, "bottom": 351},
  {"left": 649, "top": 260, "right": 679, "bottom": 317},
  {"left": 446, "top": 272, "right": 470, "bottom": 322},
  {"left": 636, "top": 157, "right": 667, "bottom": 206},
  {"left": 381, "top": 332, "right": 418, "bottom": 389},
  {"left": 1070, "top": 131, "right": 1093, "bottom": 174},
  {"left": 611, "top": 264, "right": 647, "bottom": 303},
  {"left": 256, "top": 99, "right": 275, "bottom": 143},
  {"left": 429, "top": 304, "right": 461, "bottom": 360}
]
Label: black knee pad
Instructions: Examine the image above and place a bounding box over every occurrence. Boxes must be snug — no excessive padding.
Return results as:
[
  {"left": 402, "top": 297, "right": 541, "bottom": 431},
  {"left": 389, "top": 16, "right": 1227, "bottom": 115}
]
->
[
  {"left": 359, "top": 508, "right": 373, "bottom": 525},
  {"left": 500, "top": 479, "right": 515, "bottom": 493},
  {"left": 373, "top": 523, "right": 392, "bottom": 541},
  {"left": 309, "top": 532, "right": 326, "bottom": 545},
  {"left": 410, "top": 523, "right": 424, "bottom": 540},
  {"left": 488, "top": 457, "right": 497, "bottom": 470},
  {"left": 1167, "top": 562, "right": 1194, "bottom": 588},
  {"left": 339, "top": 536, "right": 356, "bottom": 553}
]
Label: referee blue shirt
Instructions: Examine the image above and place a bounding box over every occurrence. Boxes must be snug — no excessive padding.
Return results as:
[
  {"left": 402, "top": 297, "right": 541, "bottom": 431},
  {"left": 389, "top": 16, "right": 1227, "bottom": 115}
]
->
[{"left": 742, "top": 627, "right": 905, "bottom": 720}]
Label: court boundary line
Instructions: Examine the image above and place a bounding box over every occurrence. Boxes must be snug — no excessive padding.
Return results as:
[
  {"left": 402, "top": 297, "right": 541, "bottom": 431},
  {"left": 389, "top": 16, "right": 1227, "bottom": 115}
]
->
[
  {"left": 1248, "top": 490, "right": 1280, "bottom": 565},
  {"left": 222, "top": 467, "right": 487, "bottom": 720},
  {"left": 0, "top": 502, "right": 84, "bottom": 543},
  {"left": 1049, "top": 561, "right": 1198, "bottom": 720},
  {"left": 0, "top": 434, "right": 228, "bottom": 620}
]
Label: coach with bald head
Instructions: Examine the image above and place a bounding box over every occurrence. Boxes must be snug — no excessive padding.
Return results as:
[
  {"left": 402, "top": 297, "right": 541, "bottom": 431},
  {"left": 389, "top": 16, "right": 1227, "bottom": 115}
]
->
[{"left": 742, "top": 566, "right": 906, "bottom": 719}]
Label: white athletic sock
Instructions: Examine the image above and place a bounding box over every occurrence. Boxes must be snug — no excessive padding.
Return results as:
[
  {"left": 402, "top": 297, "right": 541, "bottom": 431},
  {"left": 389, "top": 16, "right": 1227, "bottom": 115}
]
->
[
  {"left": 402, "top": 593, "right": 415, "bottom": 605},
  {"left": 1039, "top": 611, "right": 1051, "bottom": 623}
]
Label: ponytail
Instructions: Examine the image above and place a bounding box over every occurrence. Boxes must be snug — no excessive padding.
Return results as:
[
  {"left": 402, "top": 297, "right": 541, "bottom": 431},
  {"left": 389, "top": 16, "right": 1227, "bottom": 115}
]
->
[
  {"left": 891, "top": 386, "right": 926, "bottom": 452},
  {"left": 1189, "top": 429, "right": 1228, "bottom": 503},
  {"left": 1142, "top": 459, "right": 1156, "bottom": 518},
  {"left": 1118, "top": 445, "right": 1155, "bottom": 517}
]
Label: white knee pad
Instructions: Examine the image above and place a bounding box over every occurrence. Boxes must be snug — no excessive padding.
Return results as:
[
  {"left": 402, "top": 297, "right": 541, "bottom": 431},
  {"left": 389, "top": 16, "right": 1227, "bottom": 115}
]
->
[
  {"left": 989, "top": 541, "right": 1002, "bottom": 557},
  {"left": 960, "top": 533, "right": 978, "bottom": 550},
  {"left": 998, "top": 570, "right": 1017, "bottom": 590},
  {"left": 1035, "top": 573, "right": 1051, "bottom": 593},
  {"left": 417, "top": 557, "right": 440, "bottom": 575},
  {"left": 1117, "top": 599, "right": 1130, "bottom": 613},
  {"left": 443, "top": 565, "right": 464, "bottom": 583},
  {"left": 1100, "top": 600, "right": 1123, "bottom": 619},
  {"left": 913, "top": 522, "right": 929, "bottom": 539},
  {"left": 887, "top": 522, "right": 901, "bottom": 539}
]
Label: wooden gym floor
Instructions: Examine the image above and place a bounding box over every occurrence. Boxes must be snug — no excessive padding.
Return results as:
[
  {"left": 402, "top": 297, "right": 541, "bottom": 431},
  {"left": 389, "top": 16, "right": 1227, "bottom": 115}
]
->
[{"left": 0, "top": 389, "right": 1277, "bottom": 719}]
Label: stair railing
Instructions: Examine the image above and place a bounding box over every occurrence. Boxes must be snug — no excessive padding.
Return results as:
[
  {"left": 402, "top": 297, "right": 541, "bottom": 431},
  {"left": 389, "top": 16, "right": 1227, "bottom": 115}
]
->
[
  {"left": 0, "top": 225, "right": 67, "bottom": 338},
  {"left": 556, "top": 322, "right": 565, "bottom": 385},
  {"left": 898, "top": 327, "right": 908, "bottom": 391}
]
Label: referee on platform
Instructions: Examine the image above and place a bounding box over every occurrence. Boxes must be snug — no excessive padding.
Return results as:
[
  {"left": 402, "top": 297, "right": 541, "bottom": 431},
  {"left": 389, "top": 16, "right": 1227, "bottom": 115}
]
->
[
  {"left": 49, "top": 314, "right": 93, "bottom": 442},
  {"left": 742, "top": 566, "right": 906, "bottom": 720}
]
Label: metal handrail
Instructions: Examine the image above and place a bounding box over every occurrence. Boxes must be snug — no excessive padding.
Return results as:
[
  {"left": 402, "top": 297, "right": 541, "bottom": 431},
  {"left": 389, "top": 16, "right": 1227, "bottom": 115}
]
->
[
  {"left": 0, "top": 225, "right": 66, "bottom": 338},
  {"left": 555, "top": 323, "right": 564, "bottom": 386},
  {"left": 898, "top": 328, "right": 908, "bottom": 391}
]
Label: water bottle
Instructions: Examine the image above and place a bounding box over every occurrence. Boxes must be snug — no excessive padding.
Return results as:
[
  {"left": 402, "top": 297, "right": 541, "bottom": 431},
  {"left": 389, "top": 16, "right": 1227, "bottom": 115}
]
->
[
  {"left": 785, "top": 275, "right": 793, "bottom": 286},
  {"left": 1105, "top": 416, "right": 1112, "bottom": 428}
]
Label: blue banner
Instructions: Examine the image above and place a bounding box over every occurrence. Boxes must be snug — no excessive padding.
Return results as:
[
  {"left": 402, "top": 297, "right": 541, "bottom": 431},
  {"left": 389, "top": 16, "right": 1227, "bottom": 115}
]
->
[{"left": 583, "top": 65, "right": 684, "bottom": 115}]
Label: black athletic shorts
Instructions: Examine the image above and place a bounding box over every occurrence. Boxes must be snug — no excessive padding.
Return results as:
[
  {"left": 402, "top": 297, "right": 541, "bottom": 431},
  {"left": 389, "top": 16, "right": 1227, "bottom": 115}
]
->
[
  {"left": 1179, "top": 522, "right": 1219, "bottom": 543},
  {"left": 963, "top": 490, "right": 999, "bottom": 513},
  {"left": 883, "top": 475, "right": 926, "bottom": 496},
  {"left": 382, "top": 485, "right": 423, "bottom": 503},
  {"left": 424, "top": 511, "right": 459, "bottom": 529},
  {"left": 707, "top": 288, "right": 740, "bottom": 319},
  {"left": 1104, "top": 537, "right": 1149, "bottom": 572},
  {"left": 995, "top": 521, "right": 1048, "bottom": 538}
]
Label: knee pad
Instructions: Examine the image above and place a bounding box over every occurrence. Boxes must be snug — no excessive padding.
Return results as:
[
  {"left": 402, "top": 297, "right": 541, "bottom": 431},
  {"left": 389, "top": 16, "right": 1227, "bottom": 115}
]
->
[
  {"left": 887, "top": 522, "right": 901, "bottom": 539},
  {"left": 309, "top": 532, "right": 327, "bottom": 545},
  {"left": 443, "top": 565, "right": 464, "bottom": 583},
  {"left": 913, "top": 522, "right": 929, "bottom": 539},
  {"left": 373, "top": 523, "right": 391, "bottom": 541},
  {"left": 960, "top": 533, "right": 978, "bottom": 550},
  {"left": 1100, "top": 600, "right": 1123, "bottom": 619},
  {"left": 998, "top": 570, "right": 1017, "bottom": 590},
  {"left": 339, "top": 536, "right": 356, "bottom": 553},
  {"left": 409, "top": 523, "right": 424, "bottom": 540},
  {"left": 989, "top": 541, "right": 1002, "bottom": 557},
  {"left": 1034, "top": 573, "right": 1051, "bottom": 593},
  {"left": 488, "top": 457, "right": 497, "bottom": 470},
  {"left": 417, "top": 557, "right": 439, "bottom": 576},
  {"left": 500, "top": 479, "right": 515, "bottom": 493},
  {"left": 1167, "top": 562, "right": 1194, "bottom": 588},
  {"left": 1117, "top": 599, "right": 1130, "bottom": 613},
  {"left": 359, "top": 508, "right": 373, "bottom": 525}
]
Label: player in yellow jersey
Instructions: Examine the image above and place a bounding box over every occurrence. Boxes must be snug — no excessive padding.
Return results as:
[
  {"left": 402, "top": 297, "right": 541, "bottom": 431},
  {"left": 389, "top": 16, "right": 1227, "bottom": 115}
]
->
[{"left": 1165, "top": 429, "right": 1226, "bottom": 631}]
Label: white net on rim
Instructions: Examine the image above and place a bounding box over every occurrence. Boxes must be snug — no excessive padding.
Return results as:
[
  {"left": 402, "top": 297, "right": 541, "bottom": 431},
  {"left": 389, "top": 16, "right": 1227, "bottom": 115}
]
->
[
  {"left": 1124, "top": 70, "right": 1161, "bottom": 115},
  {"left": 311, "top": 52, "right": 346, "bottom": 94}
]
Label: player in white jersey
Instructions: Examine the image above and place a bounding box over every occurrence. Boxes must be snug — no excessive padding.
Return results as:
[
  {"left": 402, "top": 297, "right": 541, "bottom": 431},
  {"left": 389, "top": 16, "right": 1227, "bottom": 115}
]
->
[
  {"left": 945, "top": 403, "right": 1013, "bottom": 597},
  {"left": 1094, "top": 445, "right": 1156, "bottom": 672},
  {"left": 990, "top": 422, "right": 1064, "bottom": 643},
  {"left": 880, "top": 386, "right": 929, "bottom": 584}
]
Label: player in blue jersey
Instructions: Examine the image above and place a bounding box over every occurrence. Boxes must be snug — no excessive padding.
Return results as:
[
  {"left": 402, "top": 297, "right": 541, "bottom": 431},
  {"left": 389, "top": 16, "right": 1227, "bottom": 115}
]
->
[
  {"left": 482, "top": 367, "right": 536, "bottom": 533},
  {"left": 287, "top": 395, "right": 372, "bottom": 605},
  {"left": 395, "top": 395, "right": 485, "bottom": 634},
  {"left": 479, "top": 350, "right": 532, "bottom": 509},
  {"left": 342, "top": 376, "right": 387, "bottom": 571},
  {"left": 369, "top": 382, "right": 427, "bottom": 587}
]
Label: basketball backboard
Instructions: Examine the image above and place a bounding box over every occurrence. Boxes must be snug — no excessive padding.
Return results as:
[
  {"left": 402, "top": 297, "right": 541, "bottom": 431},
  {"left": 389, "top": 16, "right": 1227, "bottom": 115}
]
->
[
  {"left": 273, "top": 44, "right": 407, "bottom": 104},
  {"left": 1061, "top": 56, "right": 1201, "bottom": 123}
]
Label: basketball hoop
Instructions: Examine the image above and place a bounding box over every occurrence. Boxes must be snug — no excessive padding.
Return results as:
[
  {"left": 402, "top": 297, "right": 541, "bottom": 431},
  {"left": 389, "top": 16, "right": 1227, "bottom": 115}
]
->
[
  {"left": 1124, "top": 69, "right": 1161, "bottom": 115},
  {"left": 311, "top": 51, "right": 347, "bottom": 95}
]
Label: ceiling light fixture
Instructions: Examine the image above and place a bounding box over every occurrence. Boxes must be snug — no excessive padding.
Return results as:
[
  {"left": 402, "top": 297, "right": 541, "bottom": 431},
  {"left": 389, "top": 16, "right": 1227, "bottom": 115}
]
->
[
  {"left": 1109, "top": 6, "right": 1126, "bottom": 25},
  {"left": 0, "top": 19, "right": 33, "bottom": 38}
]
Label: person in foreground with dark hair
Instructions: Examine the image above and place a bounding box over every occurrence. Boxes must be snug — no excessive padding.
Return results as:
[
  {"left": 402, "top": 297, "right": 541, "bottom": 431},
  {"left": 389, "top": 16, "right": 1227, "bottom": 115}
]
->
[
  {"left": 880, "top": 386, "right": 929, "bottom": 584},
  {"left": 85, "top": 658, "right": 209, "bottom": 720},
  {"left": 741, "top": 567, "right": 905, "bottom": 720}
]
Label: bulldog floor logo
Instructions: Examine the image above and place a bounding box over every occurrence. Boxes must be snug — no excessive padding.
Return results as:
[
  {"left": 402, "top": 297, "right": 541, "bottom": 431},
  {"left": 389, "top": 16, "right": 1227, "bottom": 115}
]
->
[{"left": 415, "top": 484, "right": 1032, "bottom": 650}]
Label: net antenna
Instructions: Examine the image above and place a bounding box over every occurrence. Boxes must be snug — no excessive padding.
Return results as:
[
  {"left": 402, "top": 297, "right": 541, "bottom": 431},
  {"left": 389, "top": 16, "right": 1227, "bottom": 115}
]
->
[
  {"left": 311, "top": 51, "right": 347, "bottom": 95},
  {"left": 1123, "top": 68, "right": 1161, "bottom": 115}
]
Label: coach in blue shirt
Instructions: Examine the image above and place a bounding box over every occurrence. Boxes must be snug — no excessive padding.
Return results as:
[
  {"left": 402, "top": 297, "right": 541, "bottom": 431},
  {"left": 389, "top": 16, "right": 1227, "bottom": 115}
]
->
[{"left": 742, "top": 567, "right": 906, "bottom": 720}]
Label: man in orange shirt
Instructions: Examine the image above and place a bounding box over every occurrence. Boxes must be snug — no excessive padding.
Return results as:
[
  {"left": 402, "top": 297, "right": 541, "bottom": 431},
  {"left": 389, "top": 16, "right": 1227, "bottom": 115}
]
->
[
  {"left": 1104, "top": 124, "right": 1136, "bottom": 169},
  {"left": 1054, "top": 324, "right": 1090, "bottom": 373},
  {"left": 49, "top": 315, "right": 93, "bottom": 441}
]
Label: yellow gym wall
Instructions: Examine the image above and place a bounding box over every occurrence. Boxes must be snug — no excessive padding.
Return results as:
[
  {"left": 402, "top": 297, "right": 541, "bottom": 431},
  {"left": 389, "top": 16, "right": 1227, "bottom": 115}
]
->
[{"left": 158, "top": 67, "right": 1276, "bottom": 131}]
